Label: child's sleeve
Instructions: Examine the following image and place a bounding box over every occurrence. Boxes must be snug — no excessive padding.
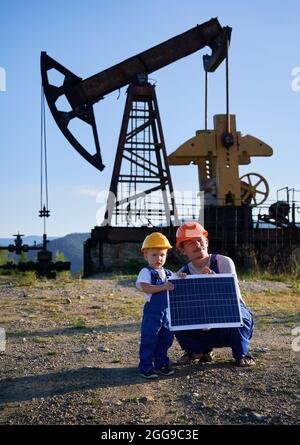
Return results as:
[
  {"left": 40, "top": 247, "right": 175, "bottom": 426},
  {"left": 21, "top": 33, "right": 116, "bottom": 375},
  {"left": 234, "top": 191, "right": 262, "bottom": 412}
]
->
[
  {"left": 136, "top": 268, "right": 151, "bottom": 289},
  {"left": 136, "top": 268, "right": 153, "bottom": 301}
]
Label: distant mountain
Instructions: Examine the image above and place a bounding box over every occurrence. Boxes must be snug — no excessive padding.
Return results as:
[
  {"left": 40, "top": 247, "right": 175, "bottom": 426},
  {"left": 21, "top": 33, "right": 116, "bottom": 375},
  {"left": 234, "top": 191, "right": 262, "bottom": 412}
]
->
[
  {"left": 47, "top": 233, "right": 90, "bottom": 273},
  {"left": 0, "top": 233, "right": 90, "bottom": 274}
]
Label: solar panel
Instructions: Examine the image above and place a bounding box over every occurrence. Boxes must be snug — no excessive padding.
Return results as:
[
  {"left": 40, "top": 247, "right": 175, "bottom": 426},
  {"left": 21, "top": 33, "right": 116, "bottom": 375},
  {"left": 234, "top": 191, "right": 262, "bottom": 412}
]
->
[{"left": 167, "top": 274, "right": 243, "bottom": 331}]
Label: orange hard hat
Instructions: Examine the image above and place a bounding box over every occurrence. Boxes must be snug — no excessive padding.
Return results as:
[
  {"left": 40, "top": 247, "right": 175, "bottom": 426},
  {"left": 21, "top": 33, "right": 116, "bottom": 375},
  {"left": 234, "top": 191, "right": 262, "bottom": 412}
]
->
[{"left": 176, "top": 221, "right": 208, "bottom": 248}]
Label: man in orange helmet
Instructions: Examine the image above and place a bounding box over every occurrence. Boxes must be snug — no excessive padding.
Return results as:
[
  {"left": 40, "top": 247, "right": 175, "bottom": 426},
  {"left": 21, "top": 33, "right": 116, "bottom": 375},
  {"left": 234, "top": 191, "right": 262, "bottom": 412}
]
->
[{"left": 175, "top": 221, "right": 255, "bottom": 367}]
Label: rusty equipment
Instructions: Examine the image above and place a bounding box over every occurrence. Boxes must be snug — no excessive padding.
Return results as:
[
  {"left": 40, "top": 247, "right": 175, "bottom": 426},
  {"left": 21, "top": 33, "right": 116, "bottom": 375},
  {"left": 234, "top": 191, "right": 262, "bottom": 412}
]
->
[
  {"left": 102, "top": 80, "right": 177, "bottom": 227},
  {"left": 0, "top": 233, "right": 70, "bottom": 278},
  {"left": 40, "top": 18, "right": 235, "bottom": 275},
  {"left": 41, "top": 18, "right": 230, "bottom": 172},
  {"left": 41, "top": 18, "right": 231, "bottom": 229}
]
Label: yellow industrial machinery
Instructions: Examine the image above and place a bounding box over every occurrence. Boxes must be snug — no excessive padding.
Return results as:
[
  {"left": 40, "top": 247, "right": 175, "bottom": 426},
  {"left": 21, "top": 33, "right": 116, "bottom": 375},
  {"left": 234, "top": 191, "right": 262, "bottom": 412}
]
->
[{"left": 168, "top": 114, "right": 273, "bottom": 207}]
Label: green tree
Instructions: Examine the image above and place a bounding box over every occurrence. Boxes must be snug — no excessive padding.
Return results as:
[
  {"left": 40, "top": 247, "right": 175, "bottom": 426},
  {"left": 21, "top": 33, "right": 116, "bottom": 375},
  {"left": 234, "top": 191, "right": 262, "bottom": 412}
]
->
[
  {"left": 0, "top": 250, "right": 9, "bottom": 266},
  {"left": 54, "top": 250, "right": 70, "bottom": 278},
  {"left": 54, "top": 250, "right": 68, "bottom": 262},
  {"left": 18, "top": 251, "right": 29, "bottom": 263}
]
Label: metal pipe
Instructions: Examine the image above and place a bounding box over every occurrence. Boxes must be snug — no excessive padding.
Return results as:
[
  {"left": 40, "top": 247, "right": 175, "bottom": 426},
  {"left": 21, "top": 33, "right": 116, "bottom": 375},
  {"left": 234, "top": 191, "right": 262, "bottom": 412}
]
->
[
  {"left": 225, "top": 37, "right": 230, "bottom": 133},
  {"left": 204, "top": 70, "right": 208, "bottom": 130}
]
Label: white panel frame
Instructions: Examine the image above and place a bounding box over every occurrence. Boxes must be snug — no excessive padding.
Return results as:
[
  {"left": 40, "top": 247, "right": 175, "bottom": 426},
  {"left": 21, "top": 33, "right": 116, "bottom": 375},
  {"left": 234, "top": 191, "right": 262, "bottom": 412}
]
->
[{"left": 167, "top": 273, "right": 243, "bottom": 331}]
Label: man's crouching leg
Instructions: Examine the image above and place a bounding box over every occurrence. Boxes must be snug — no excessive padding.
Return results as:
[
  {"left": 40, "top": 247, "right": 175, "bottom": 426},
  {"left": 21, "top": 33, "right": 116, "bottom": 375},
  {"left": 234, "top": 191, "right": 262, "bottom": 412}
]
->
[{"left": 231, "top": 305, "right": 255, "bottom": 367}]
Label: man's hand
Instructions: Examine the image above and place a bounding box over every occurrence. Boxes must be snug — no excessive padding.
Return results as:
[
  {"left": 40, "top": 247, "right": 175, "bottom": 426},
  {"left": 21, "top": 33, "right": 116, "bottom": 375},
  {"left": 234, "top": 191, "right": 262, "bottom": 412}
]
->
[
  {"left": 165, "top": 281, "right": 175, "bottom": 291},
  {"left": 176, "top": 272, "right": 187, "bottom": 279},
  {"left": 201, "top": 266, "right": 216, "bottom": 275}
]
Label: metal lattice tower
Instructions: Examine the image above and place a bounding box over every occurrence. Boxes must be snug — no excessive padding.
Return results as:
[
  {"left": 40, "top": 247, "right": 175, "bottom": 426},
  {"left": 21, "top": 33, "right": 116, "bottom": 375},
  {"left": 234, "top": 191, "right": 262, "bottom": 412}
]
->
[{"left": 103, "top": 79, "right": 178, "bottom": 227}]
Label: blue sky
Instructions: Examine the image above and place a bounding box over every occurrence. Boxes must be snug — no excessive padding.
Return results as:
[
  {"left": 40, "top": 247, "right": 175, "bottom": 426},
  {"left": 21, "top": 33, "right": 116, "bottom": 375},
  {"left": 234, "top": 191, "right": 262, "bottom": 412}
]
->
[{"left": 1, "top": 0, "right": 300, "bottom": 237}]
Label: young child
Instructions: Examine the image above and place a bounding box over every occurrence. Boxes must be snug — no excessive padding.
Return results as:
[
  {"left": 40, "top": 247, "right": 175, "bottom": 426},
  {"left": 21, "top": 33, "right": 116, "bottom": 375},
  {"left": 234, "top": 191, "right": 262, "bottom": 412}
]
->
[{"left": 136, "top": 232, "right": 180, "bottom": 379}]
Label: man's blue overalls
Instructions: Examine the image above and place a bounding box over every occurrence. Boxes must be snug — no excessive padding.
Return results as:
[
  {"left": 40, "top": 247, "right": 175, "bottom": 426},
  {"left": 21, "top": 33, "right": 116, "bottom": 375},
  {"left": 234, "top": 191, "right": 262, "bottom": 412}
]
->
[
  {"left": 175, "top": 255, "right": 254, "bottom": 361},
  {"left": 139, "top": 267, "right": 174, "bottom": 374}
]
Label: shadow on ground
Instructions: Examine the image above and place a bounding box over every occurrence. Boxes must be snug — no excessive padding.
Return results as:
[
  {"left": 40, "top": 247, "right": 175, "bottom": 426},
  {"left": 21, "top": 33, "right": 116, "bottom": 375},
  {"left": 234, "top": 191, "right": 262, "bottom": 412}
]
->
[
  {"left": 7, "top": 323, "right": 140, "bottom": 339},
  {"left": 0, "top": 363, "right": 233, "bottom": 404},
  {"left": 0, "top": 367, "right": 154, "bottom": 403}
]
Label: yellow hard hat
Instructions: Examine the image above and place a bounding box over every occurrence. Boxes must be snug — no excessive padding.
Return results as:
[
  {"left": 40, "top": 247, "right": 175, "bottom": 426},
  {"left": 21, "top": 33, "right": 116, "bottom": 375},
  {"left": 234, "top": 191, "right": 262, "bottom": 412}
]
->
[{"left": 141, "top": 232, "right": 172, "bottom": 252}]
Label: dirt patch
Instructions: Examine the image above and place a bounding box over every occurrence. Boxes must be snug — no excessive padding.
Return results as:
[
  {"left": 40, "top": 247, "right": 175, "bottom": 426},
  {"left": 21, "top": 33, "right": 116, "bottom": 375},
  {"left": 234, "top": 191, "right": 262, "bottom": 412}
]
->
[{"left": 0, "top": 275, "right": 299, "bottom": 425}]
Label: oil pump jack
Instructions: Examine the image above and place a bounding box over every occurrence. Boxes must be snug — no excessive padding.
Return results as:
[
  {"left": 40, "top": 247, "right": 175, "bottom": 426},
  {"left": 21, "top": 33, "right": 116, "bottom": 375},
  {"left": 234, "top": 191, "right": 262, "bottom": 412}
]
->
[
  {"left": 41, "top": 18, "right": 234, "bottom": 274},
  {"left": 41, "top": 18, "right": 297, "bottom": 275}
]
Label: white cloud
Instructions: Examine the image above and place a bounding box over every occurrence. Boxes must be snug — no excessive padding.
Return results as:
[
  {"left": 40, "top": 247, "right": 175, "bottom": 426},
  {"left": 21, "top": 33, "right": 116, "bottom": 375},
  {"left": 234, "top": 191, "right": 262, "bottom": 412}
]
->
[{"left": 79, "top": 187, "right": 99, "bottom": 197}]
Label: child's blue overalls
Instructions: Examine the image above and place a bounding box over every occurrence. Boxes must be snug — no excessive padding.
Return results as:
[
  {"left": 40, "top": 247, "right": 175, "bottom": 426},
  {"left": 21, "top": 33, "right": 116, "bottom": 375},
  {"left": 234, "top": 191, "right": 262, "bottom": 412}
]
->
[
  {"left": 174, "top": 255, "right": 254, "bottom": 360},
  {"left": 138, "top": 267, "right": 174, "bottom": 373}
]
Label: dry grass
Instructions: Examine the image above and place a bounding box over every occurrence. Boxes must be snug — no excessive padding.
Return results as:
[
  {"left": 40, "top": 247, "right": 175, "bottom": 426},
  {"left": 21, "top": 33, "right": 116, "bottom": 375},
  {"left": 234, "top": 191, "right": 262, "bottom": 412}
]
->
[{"left": 246, "top": 290, "right": 299, "bottom": 315}]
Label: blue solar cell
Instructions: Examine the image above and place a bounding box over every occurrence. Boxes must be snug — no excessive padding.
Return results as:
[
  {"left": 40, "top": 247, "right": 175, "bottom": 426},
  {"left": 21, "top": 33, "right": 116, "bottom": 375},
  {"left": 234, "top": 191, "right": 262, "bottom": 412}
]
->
[{"left": 167, "top": 274, "right": 243, "bottom": 331}]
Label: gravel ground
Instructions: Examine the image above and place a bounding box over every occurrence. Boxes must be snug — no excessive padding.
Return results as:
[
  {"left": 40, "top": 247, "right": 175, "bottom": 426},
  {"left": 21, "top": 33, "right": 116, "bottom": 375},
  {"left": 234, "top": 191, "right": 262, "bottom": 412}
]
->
[{"left": 0, "top": 275, "right": 299, "bottom": 425}]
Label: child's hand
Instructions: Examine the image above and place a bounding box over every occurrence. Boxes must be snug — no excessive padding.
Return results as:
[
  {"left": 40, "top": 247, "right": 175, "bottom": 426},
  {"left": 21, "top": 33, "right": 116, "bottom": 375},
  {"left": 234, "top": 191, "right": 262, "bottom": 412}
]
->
[
  {"left": 165, "top": 281, "right": 175, "bottom": 291},
  {"left": 201, "top": 266, "right": 216, "bottom": 275},
  {"left": 177, "top": 272, "right": 187, "bottom": 279}
]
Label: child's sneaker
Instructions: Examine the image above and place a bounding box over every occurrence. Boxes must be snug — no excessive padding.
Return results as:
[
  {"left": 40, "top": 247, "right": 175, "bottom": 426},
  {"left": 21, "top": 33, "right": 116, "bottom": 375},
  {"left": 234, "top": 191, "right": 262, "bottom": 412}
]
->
[
  {"left": 140, "top": 370, "right": 158, "bottom": 379},
  {"left": 156, "top": 366, "right": 174, "bottom": 376}
]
